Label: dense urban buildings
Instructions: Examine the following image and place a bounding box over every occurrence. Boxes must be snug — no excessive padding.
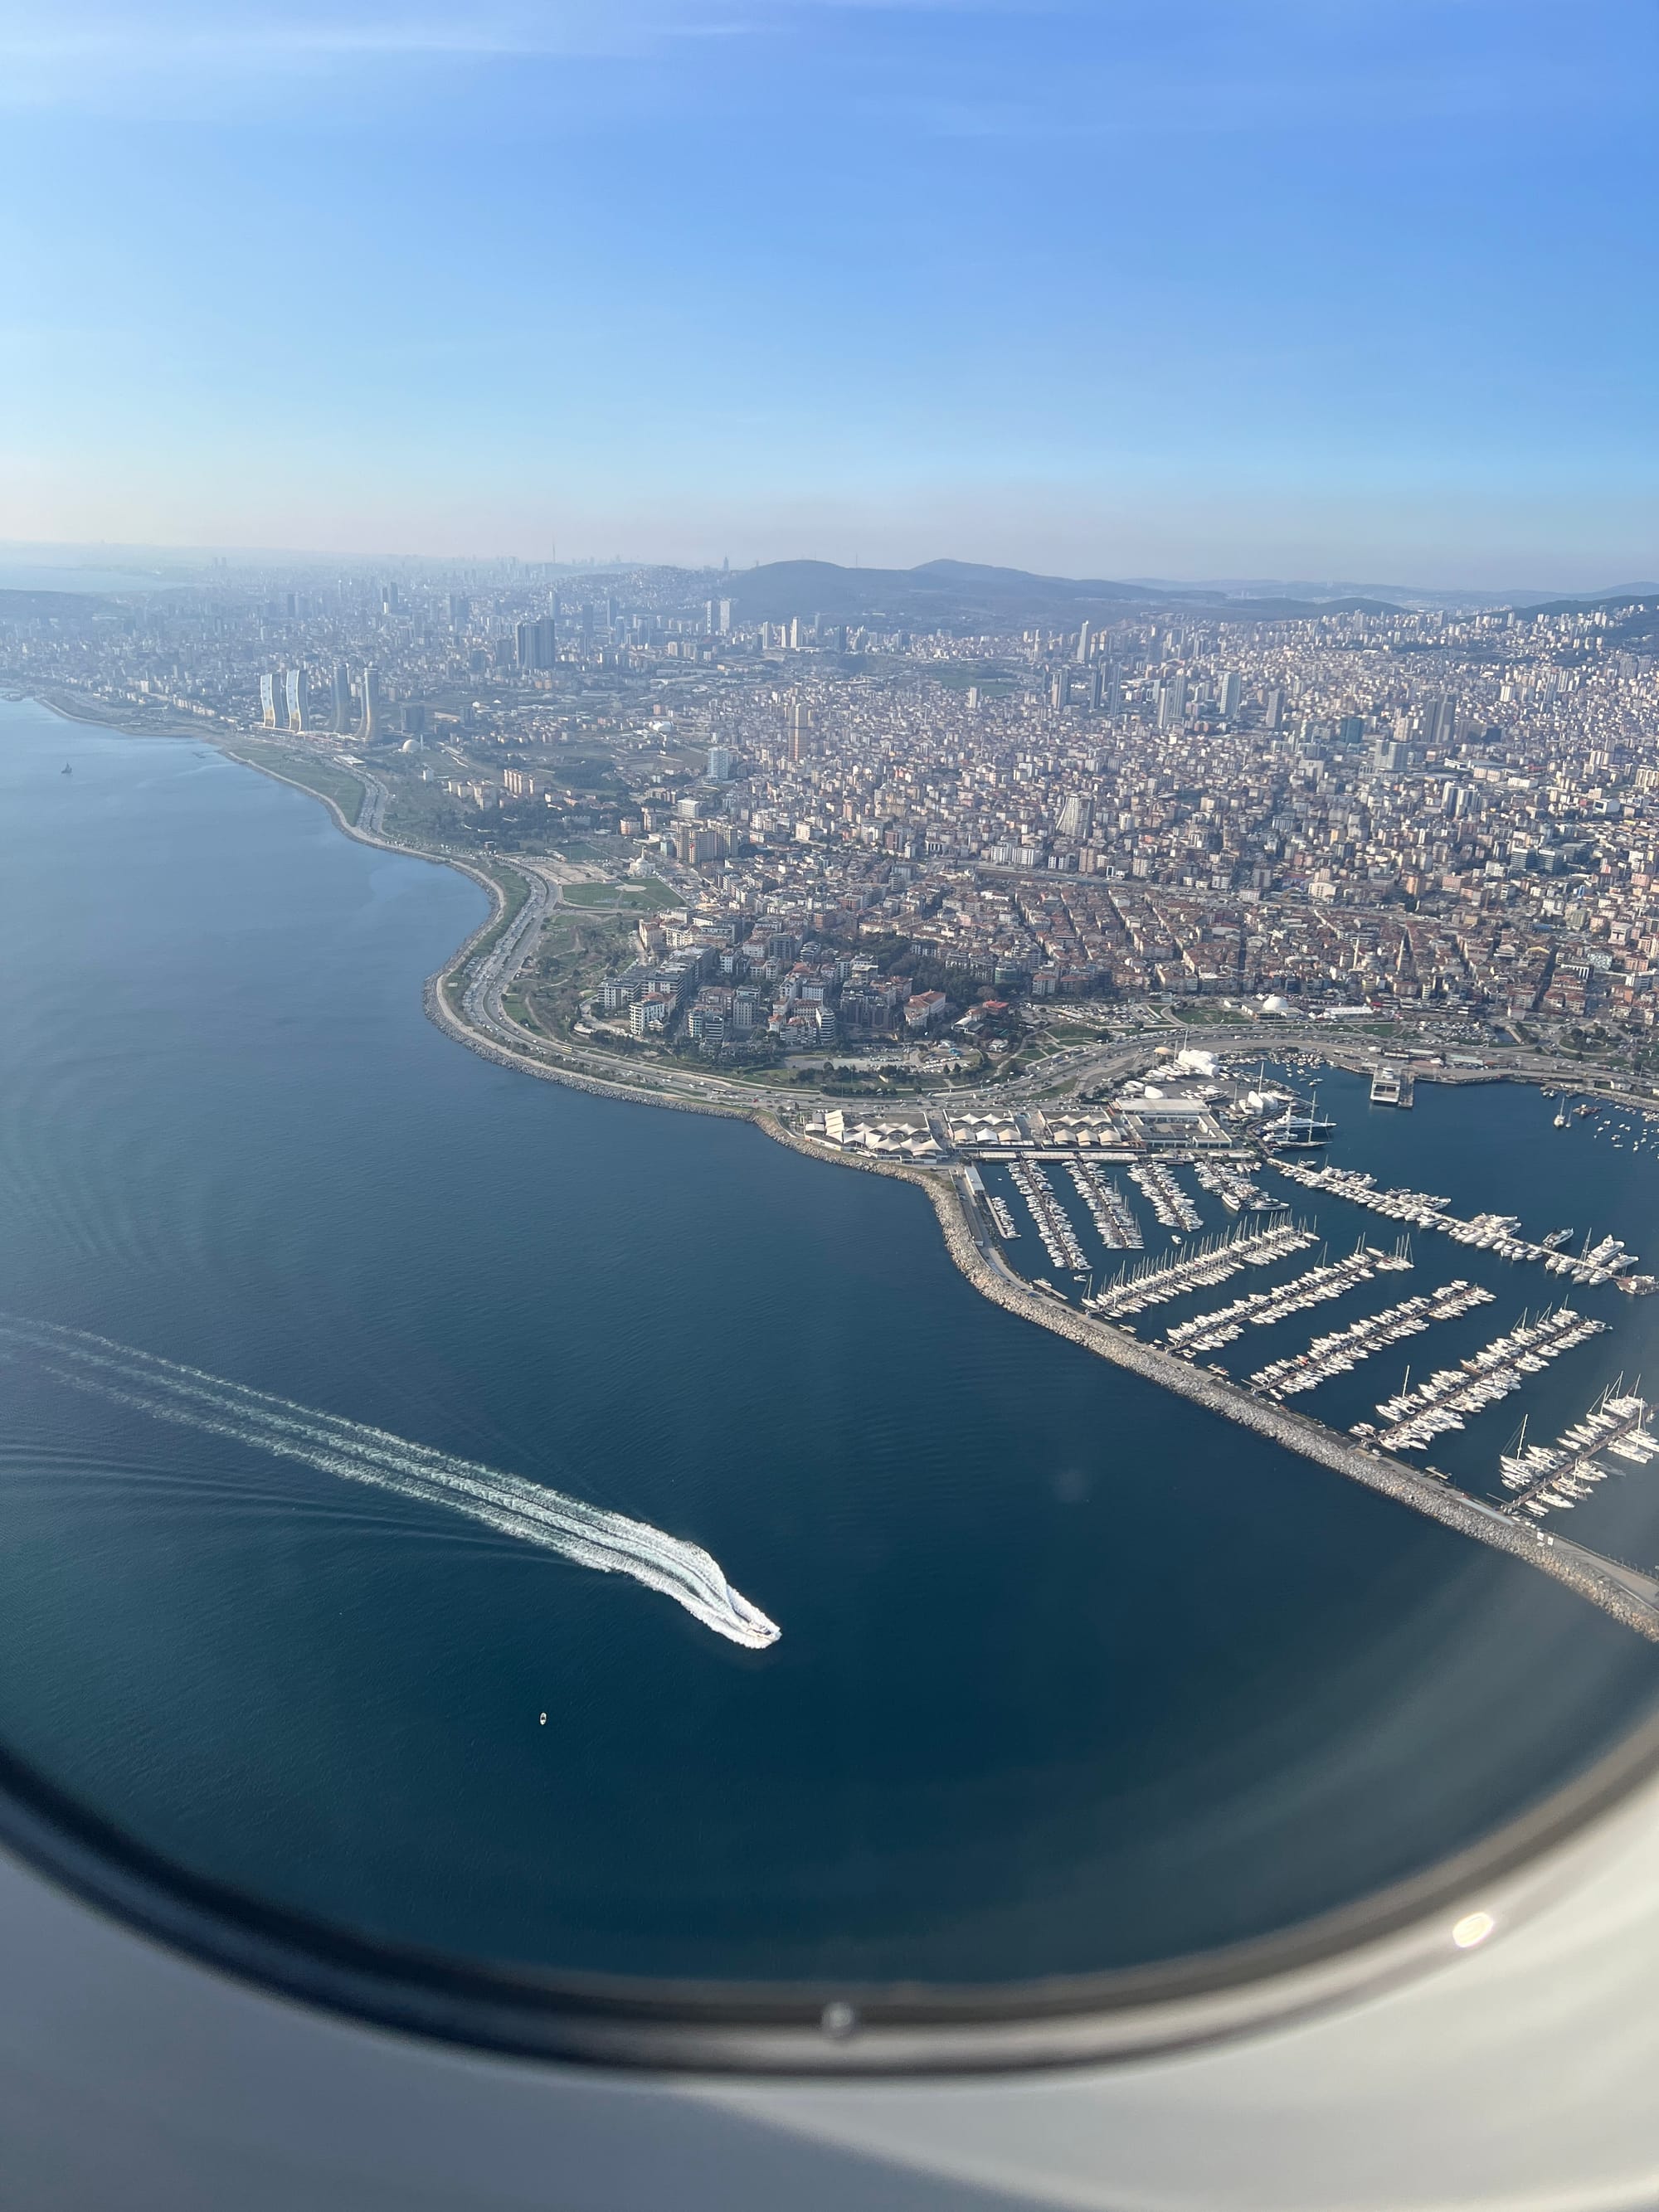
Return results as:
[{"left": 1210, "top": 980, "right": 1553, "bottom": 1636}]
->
[{"left": 7, "top": 559, "right": 1659, "bottom": 1078}]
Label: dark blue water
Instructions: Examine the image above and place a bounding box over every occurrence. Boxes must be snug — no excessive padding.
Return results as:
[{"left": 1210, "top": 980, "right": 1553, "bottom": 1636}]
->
[
  {"left": 2, "top": 698, "right": 1657, "bottom": 1987},
  {"left": 0, "top": 562, "right": 182, "bottom": 594}
]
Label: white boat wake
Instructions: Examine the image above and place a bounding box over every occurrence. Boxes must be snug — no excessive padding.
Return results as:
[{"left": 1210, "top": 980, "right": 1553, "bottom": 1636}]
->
[{"left": 0, "top": 1316, "right": 780, "bottom": 1650}]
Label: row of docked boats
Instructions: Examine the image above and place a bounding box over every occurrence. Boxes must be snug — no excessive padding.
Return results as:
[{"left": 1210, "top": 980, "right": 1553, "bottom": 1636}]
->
[
  {"left": 1254, "top": 1280, "right": 1494, "bottom": 1398},
  {"left": 1129, "top": 1159, "right": 1202, "bottom": 1233},
  {"left": 1165, "top": 1238, "right": 1414, "bottom": 1358},
  {"left": 1008, "top": 1159, "right": 1087, "bottom": 1276},
  {"left": 1087, "top": 1217, "right": 1317, "bottom": 1322},
  {"left": 1192, "top": 1158, "right": 1286, "bottom": 1214},
  {"left": 1277, "top": 1162, "right": 1645, "bottom": 1286},
  {"left": 1067, "top": 1159, "right": 1143, "bottom": 1250},
  {"left": 1277, "top": 1159, "right": 1446, "bottom": 1225},
  {"left": 1362, "top": 1306, "right": 1608, "bottom": 1451},
  {"left": 1500, "top": 1390, "right": 1659, "bottom": 1519}
]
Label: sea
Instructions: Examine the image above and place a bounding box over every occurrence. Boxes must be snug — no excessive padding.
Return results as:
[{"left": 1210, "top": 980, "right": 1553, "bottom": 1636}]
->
[
  {"left": 0, "top": 562, "right": 185, "bottom": 596},
  {"left": 1, "top": 693, "right": 1657, "bottom": 1989}
]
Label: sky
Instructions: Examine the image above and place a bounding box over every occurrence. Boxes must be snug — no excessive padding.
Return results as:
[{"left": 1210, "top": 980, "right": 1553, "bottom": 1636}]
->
[{"left": 1, "top": 0, "right": 1656, "bottom": 586}]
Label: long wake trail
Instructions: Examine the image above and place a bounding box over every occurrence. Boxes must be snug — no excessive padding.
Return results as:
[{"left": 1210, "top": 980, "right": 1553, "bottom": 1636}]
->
[{"left": 0, "top": 1317, "right": 780, "bottom": 1650}]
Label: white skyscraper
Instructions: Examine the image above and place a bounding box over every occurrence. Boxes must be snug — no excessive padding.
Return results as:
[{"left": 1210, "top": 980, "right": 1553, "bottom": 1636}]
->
[
  {"left": 259, "top": 672, "right": 281, "bottom": 728},
  {"left": 285, "top": 667, "right": 309, "bottom": 732},
  {"left": 361, "top": 664, "right": 382, "bottom": 742}
]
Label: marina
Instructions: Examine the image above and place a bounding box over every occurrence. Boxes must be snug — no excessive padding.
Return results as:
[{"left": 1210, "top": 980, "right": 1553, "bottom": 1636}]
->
[
  {"left": 970, "top": 1058, "right": 1659, "bottom": 1611},
  {"left": 964, "top": 1057, "right": 1659, "bottom": 1575}
]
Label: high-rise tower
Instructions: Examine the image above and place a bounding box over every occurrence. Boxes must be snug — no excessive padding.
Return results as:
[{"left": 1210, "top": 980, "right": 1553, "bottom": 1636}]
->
[{"left": 361, "top": 664, "right": 382, "bottom": 742}]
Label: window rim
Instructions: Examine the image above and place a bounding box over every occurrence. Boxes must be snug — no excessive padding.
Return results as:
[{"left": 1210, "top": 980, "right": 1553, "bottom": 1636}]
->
[{"left": 1, "top": 1694, "right": 1657, "bottom": 2077}]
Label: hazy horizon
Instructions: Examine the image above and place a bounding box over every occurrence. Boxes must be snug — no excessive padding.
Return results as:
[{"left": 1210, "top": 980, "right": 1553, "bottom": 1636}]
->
[{"left": 3, "top": 536, "right": 1657, "bottom": 605}]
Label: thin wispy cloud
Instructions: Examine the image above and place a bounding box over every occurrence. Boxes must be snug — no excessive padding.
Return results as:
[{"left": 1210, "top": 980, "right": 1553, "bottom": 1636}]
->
[
  {"left": 5, "top": 0, "right": 1648, "bottom": 122},
  {"left": 0, "top": 2, "right": 762, "bottom": 100}
]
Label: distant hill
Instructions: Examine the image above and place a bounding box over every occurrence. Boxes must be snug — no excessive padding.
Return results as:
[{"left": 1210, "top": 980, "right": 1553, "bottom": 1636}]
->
[
  {"left": 1513, "top": 590, "right": 1659, "bottom": 620},
  {"left": 720, "top": 559, "right": 1399, "bottom": 630}
]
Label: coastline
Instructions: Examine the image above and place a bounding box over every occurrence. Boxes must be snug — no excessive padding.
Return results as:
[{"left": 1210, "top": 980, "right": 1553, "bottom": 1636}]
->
[{"left": 27, "top": 694, "right": 1659, "bottom": 1641}]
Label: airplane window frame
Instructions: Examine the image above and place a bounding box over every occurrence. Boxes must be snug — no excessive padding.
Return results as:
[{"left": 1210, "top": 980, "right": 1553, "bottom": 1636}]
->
[{"left": 1, "top": 1694, "right": 1657, "bottom": 2075}]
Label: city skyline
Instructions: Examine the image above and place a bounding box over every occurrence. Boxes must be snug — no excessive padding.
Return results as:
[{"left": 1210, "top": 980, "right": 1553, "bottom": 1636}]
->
[{"left": 2, "top": 0, "right": 1657, "bottom": 583}]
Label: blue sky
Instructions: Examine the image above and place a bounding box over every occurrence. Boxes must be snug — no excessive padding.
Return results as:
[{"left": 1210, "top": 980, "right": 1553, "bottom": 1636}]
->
[{"left": 1, "top": 0, "right": 1656, "bottom": 584}]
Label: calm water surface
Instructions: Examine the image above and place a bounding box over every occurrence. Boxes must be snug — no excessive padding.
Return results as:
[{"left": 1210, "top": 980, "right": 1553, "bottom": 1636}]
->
[{"left": 1, "top": 696, "right": 1657, "bottom": 1985}]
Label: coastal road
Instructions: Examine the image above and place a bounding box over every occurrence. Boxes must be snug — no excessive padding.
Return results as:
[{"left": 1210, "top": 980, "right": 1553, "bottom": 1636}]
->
[{"left": 352, "top": 765, "right": 388, "bottom": 837}]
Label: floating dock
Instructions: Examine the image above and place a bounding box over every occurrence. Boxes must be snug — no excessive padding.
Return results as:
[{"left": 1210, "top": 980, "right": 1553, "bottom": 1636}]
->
[
  {"left": 1260, "top": 1280, "right": 1494, "bottom": 1399},
  {"left": 1372, "top": 1306, "right": 1608, "bottom": 1451},
  {"left": 1501, "top": 1390, "right": 1659, "bottom": 1519},
  {"left": 1279, "top": 1162, "right": 1642, "bottom": 1286},
  {"left": 1167, "top": 1239, "right": 1413, "bottom": 1357},
  {"left": 1087, "top": 1217, "right": 1317, "bottom": 1321}
]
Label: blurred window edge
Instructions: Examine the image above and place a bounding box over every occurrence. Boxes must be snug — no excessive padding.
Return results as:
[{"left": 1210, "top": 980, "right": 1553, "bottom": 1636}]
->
[{"left": 2, "top": 1699, "right": 1657, "bottom": 2077}]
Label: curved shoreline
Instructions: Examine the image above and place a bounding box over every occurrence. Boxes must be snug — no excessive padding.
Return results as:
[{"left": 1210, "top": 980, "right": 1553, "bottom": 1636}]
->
[{"left": 29, "top": 700, "right": 1659, "bottom": 1641}]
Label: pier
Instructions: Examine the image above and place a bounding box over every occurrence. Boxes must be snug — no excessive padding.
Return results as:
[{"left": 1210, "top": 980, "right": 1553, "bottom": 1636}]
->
[
  {"left": 1008, "top": 1159, "right": 1087, "bottom": 1273},
  {"left": 1088, "top": 1217, "right": 1316, "bottom": 1320},
  {"left": 1374, "top": 1308, "right": 1608, "bottom": 1451},
  {"left": 1502, "top": 1392, "right": 1659, "bottom": 1519},
  {"left": 1128, "top": 1159, "right": 1202, "bottom": 1232},
  {"left": 1066, "top": 1160, "right": 1142, "bottom": 1250},
  {"left": 1280, "top": 1161, "right": 1642, "bottom": 1287},
  {"left": 1253, "top": 1280, "right": 1493, "bottom": 1398},
  {"left": 1167, "top": 1242, "right": 1411, "bottom": 1356}
]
